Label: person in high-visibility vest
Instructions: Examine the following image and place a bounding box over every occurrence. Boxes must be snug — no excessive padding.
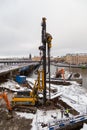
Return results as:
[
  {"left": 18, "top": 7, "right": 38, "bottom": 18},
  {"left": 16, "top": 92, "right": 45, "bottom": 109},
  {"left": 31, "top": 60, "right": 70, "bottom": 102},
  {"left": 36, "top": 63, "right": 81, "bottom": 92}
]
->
[{"left": 64, "top": 108, "right": 69, "bottom": 117}]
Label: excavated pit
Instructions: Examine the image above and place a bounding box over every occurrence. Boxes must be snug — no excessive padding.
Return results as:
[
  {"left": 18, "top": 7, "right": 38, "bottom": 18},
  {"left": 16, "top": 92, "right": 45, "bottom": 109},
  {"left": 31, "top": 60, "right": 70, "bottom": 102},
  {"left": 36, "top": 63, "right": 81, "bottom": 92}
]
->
[{"left": 0, "top": 79, "right": 82, "bottom": 130}]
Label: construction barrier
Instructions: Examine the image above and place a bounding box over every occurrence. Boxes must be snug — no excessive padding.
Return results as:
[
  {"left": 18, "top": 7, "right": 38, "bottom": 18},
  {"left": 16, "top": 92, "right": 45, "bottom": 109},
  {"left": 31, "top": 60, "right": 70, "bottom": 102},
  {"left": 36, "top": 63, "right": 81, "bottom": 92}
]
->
[{"left": 49, "top": 114, "right": 87, "bottom": 130}]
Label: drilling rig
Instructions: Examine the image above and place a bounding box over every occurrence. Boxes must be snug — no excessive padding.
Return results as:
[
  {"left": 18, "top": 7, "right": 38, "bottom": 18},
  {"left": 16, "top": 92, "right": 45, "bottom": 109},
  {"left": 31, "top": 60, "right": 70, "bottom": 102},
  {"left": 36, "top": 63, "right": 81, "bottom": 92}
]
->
[
  {"left": 11, "top": 17, "right": 52, "bottom": 112},
  {"left": 39, "top": 17, "right": 52, "bottom": 103}
]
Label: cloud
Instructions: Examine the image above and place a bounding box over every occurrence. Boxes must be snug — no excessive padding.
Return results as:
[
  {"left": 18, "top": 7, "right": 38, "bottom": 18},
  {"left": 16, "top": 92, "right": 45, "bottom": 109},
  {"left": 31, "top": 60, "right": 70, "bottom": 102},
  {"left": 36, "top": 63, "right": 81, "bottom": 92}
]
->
[{"left": 0, "top": 0, "right": 87, "bottom": 57}]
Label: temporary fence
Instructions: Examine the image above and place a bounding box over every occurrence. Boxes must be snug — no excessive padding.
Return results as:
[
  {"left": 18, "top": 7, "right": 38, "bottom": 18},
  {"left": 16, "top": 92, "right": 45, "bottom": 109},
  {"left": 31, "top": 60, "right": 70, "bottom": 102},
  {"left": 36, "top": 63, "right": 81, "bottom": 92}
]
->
[{"left": 49, "top": 114, "right": 87, "bottom": 130}]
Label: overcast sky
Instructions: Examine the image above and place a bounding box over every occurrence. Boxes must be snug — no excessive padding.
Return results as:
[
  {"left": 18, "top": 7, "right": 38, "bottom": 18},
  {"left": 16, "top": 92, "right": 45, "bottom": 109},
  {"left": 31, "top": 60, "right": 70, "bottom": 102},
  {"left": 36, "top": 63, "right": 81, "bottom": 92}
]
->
[{"left": 0, "top": 0, "right": 87, "bottom": 58}]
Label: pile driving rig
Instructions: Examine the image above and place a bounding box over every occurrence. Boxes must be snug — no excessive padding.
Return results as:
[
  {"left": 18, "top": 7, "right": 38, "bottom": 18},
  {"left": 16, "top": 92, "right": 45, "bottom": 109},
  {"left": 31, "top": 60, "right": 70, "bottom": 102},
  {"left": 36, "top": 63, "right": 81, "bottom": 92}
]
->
[{"left": 11, "top": 18, "right": 52, "bottom": 112}]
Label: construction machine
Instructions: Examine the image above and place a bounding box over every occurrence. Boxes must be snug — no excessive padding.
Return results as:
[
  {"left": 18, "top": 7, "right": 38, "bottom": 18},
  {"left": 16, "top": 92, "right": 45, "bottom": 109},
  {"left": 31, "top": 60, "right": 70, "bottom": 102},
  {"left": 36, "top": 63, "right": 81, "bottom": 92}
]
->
[
  {"left": 11, "top": 70, "right": 45, "bottom": 113},
  {"left": 56, "top": 68, "right": 65, "bottom": 81},
  {"left": 0, "top": 91, "right": 12, "bottom": 112},
  {"left": 11, "top": 17, "right": 52, "bottom": 112},
  {"left": 12, "top": 70, "right": 45, "bottom": 107}
]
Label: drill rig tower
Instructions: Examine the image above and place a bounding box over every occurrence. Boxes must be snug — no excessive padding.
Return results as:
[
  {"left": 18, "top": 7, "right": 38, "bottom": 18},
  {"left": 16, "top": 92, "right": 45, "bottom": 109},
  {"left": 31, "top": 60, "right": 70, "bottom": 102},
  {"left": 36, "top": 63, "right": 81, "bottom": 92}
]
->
[{"left": 40, "top": 17, "right": 52, "bottom": 104}]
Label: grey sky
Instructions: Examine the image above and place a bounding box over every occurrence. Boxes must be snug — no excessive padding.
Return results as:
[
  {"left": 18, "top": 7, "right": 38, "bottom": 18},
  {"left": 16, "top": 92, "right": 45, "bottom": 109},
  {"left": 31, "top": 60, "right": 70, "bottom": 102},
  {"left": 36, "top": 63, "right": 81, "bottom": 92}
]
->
[{"left": 0, "top": 0, "right": 87, "bottom": 57}]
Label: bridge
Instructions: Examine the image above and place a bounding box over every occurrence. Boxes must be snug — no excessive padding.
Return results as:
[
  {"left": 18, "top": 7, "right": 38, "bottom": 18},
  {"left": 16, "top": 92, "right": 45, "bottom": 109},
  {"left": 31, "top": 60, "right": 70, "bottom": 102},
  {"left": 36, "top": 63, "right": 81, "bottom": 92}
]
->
[
  {"left": 0, "top": 62, "right": 40, "bottom": 82},
  {"left": 0, "top": 59, "right": 39, "bottom": 64}
]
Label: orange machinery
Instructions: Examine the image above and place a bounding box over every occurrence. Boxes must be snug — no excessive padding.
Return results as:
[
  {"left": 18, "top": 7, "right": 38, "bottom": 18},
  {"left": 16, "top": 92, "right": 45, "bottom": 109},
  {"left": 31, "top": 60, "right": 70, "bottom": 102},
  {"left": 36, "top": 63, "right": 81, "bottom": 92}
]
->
[
  {"left": 56, "top": 68, "right": 65, "bottom": 81},
  {"left": 0, "top": 91, "right": 12, "bottom": 112}
]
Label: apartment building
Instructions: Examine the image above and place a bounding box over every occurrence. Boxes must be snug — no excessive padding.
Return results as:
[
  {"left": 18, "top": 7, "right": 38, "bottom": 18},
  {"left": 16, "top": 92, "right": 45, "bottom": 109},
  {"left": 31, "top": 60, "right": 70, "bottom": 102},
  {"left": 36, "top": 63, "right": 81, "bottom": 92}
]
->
[{"left": 65, "top": 53, "right": 87, "bottom": 65}]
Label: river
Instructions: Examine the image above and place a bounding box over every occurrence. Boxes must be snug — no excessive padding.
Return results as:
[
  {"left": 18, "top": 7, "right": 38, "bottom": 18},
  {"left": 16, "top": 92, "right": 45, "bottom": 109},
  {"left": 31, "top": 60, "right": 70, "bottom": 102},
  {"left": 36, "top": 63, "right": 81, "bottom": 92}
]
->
[
  {"left": 50, "top": 65, "right": 87, "bottom": 89},
  {"left": 31, "top": 64, "right": 87, "bottom": 89}
]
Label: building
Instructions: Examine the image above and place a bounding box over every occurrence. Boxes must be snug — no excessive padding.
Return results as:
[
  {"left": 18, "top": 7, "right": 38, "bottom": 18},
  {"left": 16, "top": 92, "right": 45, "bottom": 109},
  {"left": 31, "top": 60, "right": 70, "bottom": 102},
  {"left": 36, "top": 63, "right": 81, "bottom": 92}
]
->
[
  {"left": 65, "top": 53, "right": 87, "bottom": 65},
  {"left": 32, "top": 56, "right": 41, "bottom": 61},
  {"left": 53, "top": 56, "right": 65, "bottom": 63}
]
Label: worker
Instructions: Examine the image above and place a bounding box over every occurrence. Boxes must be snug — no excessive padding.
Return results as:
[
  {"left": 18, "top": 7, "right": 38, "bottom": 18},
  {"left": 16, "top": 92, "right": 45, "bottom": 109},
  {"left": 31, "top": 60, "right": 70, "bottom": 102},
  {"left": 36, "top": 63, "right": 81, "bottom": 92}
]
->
[{"left": 64, "top": 108, "right": 69, "bottom": 117}]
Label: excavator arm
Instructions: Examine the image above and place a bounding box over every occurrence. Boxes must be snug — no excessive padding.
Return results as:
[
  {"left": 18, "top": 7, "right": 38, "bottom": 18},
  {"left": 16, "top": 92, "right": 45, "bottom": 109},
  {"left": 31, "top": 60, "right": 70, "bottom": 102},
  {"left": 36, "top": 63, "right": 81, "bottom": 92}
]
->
[
  {"left": 56, "top": 68, "right": 65, "bottom": 81},
  {"left": 0, "top": 92, "right": 12, "bottom": 111}
]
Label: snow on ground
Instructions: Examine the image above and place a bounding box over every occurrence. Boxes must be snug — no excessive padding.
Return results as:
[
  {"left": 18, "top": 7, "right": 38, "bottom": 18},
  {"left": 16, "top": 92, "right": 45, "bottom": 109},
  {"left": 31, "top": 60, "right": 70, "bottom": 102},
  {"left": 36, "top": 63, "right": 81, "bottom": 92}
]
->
[
  {"left": 26, "top": 78, "right": 87, "bottom": 129},
  {"left": 16, "top": 109, "right": 67, "bottom": 130},
  {"left": 81, "top": 123, "right": 87, "bottom": 130},
  {"left": 27, "top": 78, "right": 87, "bottom": 115},
  {"left": 16, "top": 112, "right": 35, "bottom": 119},
  {"left": 1, "top": 78, "right": 87, "bottom": 129},
  {"left": 27, "top": 78, "right": 87, "bottom": 129},
  {"left": 57, "top": 81, "right": 87, "bottom": 114},
  {"left": 0, "top": 64, "right": 19, "bottom": 73},
  {"left": 0, "top": 63, "right": 31, "bottom": 73},
  {"left": 0, "top": 80, "right": 30, "bottom": 92}
]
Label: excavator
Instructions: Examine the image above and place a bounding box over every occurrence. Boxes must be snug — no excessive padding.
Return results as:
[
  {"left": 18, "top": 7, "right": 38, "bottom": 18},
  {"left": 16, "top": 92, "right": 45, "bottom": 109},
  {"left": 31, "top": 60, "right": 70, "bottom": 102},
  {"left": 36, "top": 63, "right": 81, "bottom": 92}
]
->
[
  {"left": 56, "top": 68, "right": 65, "bottom": 81},
  {"left": 0, "top": 90, "right": 12, "bottom": 112}
]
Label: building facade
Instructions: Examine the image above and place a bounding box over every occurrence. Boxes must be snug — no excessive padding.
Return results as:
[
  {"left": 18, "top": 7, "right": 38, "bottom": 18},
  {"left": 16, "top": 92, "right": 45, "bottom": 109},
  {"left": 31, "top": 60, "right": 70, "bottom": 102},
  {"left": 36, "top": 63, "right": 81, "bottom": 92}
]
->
[{"left": 65, "top": 53, "right": 87, "bottom": 65}]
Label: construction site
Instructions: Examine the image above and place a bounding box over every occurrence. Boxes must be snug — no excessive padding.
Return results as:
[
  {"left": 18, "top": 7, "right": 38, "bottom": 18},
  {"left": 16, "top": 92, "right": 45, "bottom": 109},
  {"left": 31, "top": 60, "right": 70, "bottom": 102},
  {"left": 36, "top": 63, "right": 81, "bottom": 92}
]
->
[{"left": 0, "top": 18, "right": 87, "bottom": 130}]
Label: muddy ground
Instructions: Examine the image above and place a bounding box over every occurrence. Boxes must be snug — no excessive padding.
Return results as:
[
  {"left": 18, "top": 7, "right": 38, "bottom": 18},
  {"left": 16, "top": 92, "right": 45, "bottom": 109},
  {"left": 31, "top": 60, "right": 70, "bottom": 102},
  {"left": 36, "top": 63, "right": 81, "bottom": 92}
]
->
[
  {"left": 0, "top": 109, "right": 32, "bottom": 130},
  {"left": 0, "top": 89, "right": 33, "bottom": 130}
]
